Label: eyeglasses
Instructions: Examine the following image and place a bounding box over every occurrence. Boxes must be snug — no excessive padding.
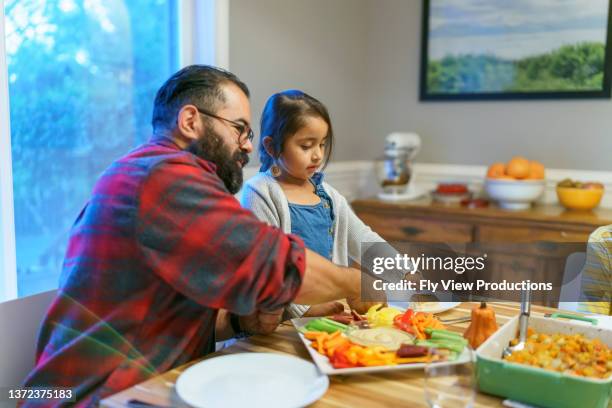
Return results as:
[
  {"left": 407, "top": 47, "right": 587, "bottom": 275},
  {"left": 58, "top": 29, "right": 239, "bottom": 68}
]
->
[{"left": 195, "top": 107, "right": 254, "bottom": 145}]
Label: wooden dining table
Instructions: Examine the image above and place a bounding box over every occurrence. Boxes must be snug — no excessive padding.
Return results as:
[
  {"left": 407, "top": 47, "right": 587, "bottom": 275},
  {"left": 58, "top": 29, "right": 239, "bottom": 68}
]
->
[{"left": 100, "top": 302, "right": 570, "bottom": 408}]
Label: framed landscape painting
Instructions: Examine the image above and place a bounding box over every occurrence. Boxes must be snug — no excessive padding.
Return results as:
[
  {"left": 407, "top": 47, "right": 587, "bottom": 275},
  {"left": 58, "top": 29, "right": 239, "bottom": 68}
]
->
[{"left": 420, "top": 0, "right": 612, "bottom": 100}]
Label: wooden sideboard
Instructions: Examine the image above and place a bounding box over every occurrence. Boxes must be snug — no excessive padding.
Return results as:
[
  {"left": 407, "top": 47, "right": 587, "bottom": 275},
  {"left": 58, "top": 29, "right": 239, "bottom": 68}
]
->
[{"left": 352, "top": 198, "right": 612, "bottom": 306}]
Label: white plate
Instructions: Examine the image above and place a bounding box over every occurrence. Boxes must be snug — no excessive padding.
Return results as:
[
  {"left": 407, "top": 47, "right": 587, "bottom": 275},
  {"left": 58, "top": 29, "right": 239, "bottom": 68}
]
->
[
  {"left": 377, "top": 185, "right": 426, "bottom": 201},
  {"left": 292, "top": 317, "right": 472, "bottom": 375},
  {"left": 389, "top": 301, "right": 461, "bottom": 314},
  {"left": 176, "top": 353, "right": 329, "bottom": 408}
]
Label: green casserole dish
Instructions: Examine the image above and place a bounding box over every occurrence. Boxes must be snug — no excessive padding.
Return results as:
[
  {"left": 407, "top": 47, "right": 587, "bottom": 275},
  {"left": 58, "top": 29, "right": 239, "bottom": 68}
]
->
[{"left": 476, "top": 314, "right": 611, "bottom": 408}]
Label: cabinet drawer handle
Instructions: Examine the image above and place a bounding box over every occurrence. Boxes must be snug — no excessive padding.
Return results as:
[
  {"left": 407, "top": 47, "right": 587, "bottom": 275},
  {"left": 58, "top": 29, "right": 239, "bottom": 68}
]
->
[{"left": 401, "top": 226, "right": 424, "bottom": 236}]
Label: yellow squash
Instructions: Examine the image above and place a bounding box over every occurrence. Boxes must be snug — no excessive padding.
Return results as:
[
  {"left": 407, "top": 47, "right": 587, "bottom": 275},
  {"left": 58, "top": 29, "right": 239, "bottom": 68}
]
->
[{"left": 463, "top": 302, "right": 498, "bottom": 349}]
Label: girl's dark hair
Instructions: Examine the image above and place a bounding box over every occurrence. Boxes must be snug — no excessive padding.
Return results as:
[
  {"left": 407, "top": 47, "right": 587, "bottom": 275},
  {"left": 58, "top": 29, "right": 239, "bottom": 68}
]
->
[{"left": 259, "top": 89, "right": 333, "bottom": 172}]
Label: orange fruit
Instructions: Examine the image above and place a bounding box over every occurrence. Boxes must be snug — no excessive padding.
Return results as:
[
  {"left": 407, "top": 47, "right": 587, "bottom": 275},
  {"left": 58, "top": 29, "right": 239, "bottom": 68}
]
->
[
  {"left": 583, "top": 182, "right": 604, "bottom": 190},
  {"left": 487, "top": 162, "right": 506, "bottom": 178},
  {"left": 506, "top": 156, "right": 530, "bottom": 179},
  {"left": 527, "top": 161, "right": 545, "bottom": 179}
]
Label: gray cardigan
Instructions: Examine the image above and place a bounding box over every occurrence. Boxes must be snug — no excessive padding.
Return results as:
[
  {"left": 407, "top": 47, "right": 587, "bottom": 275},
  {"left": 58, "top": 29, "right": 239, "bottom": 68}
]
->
[{"left": 239, "top": 171, "right": 386, "bottom": 317}]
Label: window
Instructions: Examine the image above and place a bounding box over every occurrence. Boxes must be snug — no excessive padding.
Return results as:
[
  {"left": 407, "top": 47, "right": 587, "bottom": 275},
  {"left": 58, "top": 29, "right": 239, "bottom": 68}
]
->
[
  {"left": 0, "top": 0, "right": 188, "bottom": 300},
  {"left": 5, "top": 0, "right": 180, "bottom": 298}
]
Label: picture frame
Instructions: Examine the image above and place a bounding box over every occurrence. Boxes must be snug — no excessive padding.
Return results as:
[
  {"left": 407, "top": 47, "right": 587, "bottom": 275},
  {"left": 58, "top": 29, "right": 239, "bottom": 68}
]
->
[{"left": 420, "top": 0, "right": 612, "bottom": 101}]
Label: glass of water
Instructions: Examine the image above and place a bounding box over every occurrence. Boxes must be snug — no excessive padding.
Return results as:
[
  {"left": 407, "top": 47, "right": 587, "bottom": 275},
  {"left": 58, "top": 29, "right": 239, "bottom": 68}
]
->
[{"left": 424, "top": 348, "right": 477, "bottom": 408}]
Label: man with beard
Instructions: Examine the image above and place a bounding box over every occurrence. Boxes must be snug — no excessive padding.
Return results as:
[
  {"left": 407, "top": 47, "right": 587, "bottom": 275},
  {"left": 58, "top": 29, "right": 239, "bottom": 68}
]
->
[{"left": 21, "top": 66, "right": 370, "bottom": 406}]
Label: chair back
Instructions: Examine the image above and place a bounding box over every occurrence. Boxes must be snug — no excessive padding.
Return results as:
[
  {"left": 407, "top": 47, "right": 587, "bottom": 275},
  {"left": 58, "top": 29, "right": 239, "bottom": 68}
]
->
[
  {"left": 558, "top": 252, "right": 586, "bottom": 312},
  {"left": 0, "top": 290, "right": 56, "bottom": 392}
]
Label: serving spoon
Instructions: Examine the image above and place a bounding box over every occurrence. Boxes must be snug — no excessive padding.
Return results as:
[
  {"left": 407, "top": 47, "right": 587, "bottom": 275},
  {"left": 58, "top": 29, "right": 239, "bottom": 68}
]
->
[{"left": 502, "top": 288, "right": 531, "bottom": 358}]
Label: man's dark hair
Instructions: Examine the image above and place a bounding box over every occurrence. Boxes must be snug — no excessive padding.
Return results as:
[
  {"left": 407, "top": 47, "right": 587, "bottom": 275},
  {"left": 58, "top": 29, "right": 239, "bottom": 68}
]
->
[{"left": 152, "top": 65, "right": 250, "bottom": 131}]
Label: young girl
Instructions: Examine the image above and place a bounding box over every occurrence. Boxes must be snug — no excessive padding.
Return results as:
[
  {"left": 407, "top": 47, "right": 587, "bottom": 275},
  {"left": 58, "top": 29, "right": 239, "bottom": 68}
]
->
[{"left": 240, "top": 89, "right": 396, "bottom": 318}]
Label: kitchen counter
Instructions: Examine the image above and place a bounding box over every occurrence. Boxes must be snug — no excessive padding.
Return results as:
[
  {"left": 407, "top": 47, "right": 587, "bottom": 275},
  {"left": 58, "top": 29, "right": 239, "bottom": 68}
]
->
[{"left": 351, "top": 197, "right": 612, "bottom": 236}]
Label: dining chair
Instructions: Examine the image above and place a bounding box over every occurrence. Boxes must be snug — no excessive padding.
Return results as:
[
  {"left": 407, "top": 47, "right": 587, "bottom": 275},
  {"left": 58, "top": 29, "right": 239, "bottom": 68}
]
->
[
  {"left": 0, "top": 289, "right": 56, "bottom": 395},
  {"left": 557, "top": 252, "right": 586, "bottom": 312}
]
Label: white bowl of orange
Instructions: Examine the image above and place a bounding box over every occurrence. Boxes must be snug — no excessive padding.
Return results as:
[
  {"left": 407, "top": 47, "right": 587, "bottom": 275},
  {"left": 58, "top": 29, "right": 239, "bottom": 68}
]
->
[{"left": 484, "top": 157, "right": 546, "bottom": 210}]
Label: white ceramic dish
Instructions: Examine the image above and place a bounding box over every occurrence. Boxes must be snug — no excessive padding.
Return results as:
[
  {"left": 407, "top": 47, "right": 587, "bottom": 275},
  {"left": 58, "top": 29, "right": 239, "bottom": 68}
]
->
[
  {"left": 176, "top": 353, "right": 329, "bottom": 408},
  {"left": 431, "top": 191, "right": 472, "bottom": 205},
  {"left": 378, "top": 184, "right": 426, "bottom": 201},
  {"left": 292, "top": 317, "right": 471, "bottom": 375},
  {"left": 484, "top": 178, "right": 545, "bottom": 210},
  {"left": 389, "top": 301, "right": 461, "bottom": 314},
  {"left": 478, "top": 314, "right": 612, "bottom": 356}
]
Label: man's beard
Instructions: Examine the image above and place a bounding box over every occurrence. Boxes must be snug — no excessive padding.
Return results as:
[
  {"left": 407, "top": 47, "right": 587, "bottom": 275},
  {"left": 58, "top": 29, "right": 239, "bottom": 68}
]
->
[{"left": 187, "top": 124, "right": 249, "bottom": 194}]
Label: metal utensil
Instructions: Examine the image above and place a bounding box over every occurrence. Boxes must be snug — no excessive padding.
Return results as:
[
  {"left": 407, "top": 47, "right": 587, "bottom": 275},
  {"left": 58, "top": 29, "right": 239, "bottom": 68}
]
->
[
  {"left": 544, "top": 312, "right": 598, "bottom": 325},
  {"left": 438, "top": 316, "right": 472, "bottom": 324},
  {"left": 127, "top": 399, "right": 172, "bottom": 408},
  {"left": 502, "top": 288, "right": 531, "bottom": 358}
]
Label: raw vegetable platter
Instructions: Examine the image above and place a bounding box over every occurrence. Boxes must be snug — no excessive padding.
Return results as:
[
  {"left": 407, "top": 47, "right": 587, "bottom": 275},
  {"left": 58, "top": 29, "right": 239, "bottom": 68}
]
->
[{"left": 291, "top": 306, "right": 472, "bottom": 375}]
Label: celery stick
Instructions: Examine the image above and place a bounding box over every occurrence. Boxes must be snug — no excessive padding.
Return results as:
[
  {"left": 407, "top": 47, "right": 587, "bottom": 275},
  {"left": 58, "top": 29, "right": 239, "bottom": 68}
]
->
[
  {"left": 304, "top": 318, "right": 346, "bottom": 333},
  {"left": 430, "top": 332, "right": 468, "bottom": 346},
  {"left": 425, "top": 328, "right": 464, "bottom": 338},
  {"left": 320, "top": 317, "right": 348, "bottom": 330},
  {"left": 416, "top": 339, "right": 464, "bottom": 355},
  {"left": 427, "top": 340, "right": 465, "bottom": 353},
  {"left": 305, "top": 320, "right": 332, "bottom": 333},
  {"left": 415, "top": 340, "right": 438, "bottom": 348}
]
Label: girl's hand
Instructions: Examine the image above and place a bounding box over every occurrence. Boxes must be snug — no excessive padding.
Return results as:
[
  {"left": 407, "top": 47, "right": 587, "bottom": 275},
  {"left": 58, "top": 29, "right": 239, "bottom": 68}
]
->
[
  {"left": 346, "top": 269, "right": 388, "bottom": 314},
  {"left": 303, "top": 301, "right": 345, "bottom": 317},
  {"left": 346, "top": 297, "right": 386, "bottom": 315}
]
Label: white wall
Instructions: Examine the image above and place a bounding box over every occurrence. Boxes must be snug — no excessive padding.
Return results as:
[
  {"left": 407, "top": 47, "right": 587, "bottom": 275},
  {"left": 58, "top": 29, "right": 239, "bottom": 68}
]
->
[
  {"left": 364, "top": 0, "right": 612, "bottom": 171},
  {"left": 229, "top": 0, "right": 369, "bottom": 165},
  {"left": 230, "top": 0, "right": 612, "bottom": 172}
]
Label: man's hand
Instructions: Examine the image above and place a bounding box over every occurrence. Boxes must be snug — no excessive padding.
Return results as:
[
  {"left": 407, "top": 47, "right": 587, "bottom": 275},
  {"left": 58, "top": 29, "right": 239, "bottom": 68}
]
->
[
  {"left": 238, "top": 309, "right": 283, "bottom": 335},
  {"left": 303, "top": 301, "right": 345, "bottom": 317},
  {"left": 347, "top": 271, "right": 387, "bottom": 314}
]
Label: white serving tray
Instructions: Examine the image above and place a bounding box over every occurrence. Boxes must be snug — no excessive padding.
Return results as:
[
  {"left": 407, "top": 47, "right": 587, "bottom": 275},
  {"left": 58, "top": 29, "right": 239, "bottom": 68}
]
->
[
  {"left": 291, "top": 317, "right": 472, "bottom": 375},
  {"left": 388, "top": 301, "right": 461, "bottom": 314}
]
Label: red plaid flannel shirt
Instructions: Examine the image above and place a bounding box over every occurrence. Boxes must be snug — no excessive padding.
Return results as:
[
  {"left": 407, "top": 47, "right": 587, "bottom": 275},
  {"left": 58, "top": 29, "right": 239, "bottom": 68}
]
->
[{"left": 21, "top": 137, "right": 305, "bottom": 406}]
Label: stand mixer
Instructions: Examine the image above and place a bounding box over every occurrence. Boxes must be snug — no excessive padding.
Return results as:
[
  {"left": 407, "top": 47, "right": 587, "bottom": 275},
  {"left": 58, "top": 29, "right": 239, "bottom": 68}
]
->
[{"left": 377, "top": 132, "right": 424, "bottom": 201}]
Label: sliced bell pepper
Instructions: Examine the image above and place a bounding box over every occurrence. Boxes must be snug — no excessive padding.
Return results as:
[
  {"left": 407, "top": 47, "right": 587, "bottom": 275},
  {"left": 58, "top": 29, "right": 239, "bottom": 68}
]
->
[
  {"left": 393, "top": 314, "right": 416, "bottom": 335},
  {"left": 329, "top": 350, "right": 354, "bottom": 368},
  {"left": 401, "top": 308, "right": 414, "bottom": 323}
]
